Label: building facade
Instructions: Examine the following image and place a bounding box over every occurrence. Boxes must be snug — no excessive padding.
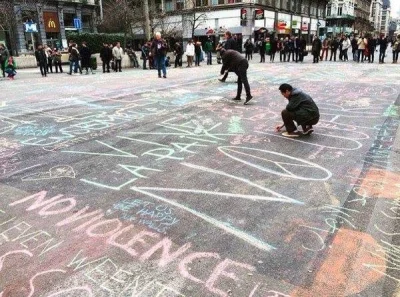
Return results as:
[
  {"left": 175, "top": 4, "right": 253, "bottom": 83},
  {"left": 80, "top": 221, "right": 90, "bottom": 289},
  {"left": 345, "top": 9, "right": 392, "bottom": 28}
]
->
[
  {"left": 155, "top": 0, "right": 329, "bottom": 48},
  {"left": 354, "top": 0, "right": 373, "bottom": 33},
  {"left": 380, "top": 0, "right": 390, "bottom": 35},
  {"left": 325, "top": 0, "right": 355, "bottom": 36},
  {"left": 370, "top": 0, "right": 382, "bottom": 32},
  {"left": 7, "top": 0, "right": 98, "bottom": 55}
]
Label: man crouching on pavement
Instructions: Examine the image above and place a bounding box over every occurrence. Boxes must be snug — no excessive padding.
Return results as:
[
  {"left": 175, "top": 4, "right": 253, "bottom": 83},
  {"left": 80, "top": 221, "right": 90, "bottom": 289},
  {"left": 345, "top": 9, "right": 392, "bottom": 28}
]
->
[
  {"left": 275, "top": 83, "right": 320, "bottom": 137},
  {"left": 220, "top": 48, "right": 253, "bottom": 105}
]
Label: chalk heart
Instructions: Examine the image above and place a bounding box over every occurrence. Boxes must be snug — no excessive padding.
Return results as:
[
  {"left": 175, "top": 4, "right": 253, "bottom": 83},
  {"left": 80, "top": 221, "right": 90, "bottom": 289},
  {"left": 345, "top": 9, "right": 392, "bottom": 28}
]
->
[
  {"left": 22, "top": 165, "right": 76, "bottom": 181},
  {"left": 218, "top": 146, "right": 331, "bottom": 181}
]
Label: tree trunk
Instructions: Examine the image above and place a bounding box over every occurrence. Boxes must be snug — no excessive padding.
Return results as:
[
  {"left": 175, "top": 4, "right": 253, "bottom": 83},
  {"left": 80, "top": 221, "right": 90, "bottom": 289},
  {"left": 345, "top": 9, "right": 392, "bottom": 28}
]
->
[{"left": 143, "top": 0, "right": 151, "bottom": 41}]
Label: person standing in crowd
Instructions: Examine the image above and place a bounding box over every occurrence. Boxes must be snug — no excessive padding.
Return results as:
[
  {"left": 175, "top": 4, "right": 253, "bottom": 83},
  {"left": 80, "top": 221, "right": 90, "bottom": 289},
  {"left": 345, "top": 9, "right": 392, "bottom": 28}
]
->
[
  {"left": 258, "top": 37, "right": 266, "bottom": 63},
  {"left": 329, "top": 37, "right": 339, "bottom": 61},
  {"left": 35, "top": 44, "right": 47, "bottom": 77},
  {"left": 287, "top": 36, "right": 294, "bottom": 62},
  {"left": 4, "top": 56, "right": 16, "bottom": 80},
  {"left": 204, "top": 38, "right": 213, "bottom": 65},
  {"left": 351, "top": 36, "right": 358, "bottom": 61},
  {"left": 338, "top": 35, "right": 344, "bottom": 60},
  {"left": 44, "top": 45, "right": 53, "bottom": 73},
  {"left": 68, "top": 43, "right": 81, "bottom": 75},
  {"left": 141, "top": 43, "right": 149, "bottom": 69},
  {"left": 275, "top": 83, "right": 320, "bottom": 138},
  {"left": 174, "top": 42, "right": 183, "bottom": 68},
  {"left": 278, "top": 38, "right": 286, "bottom": 62},
  {"left": 299, "top": 36, "right": 307, "bottom": 63},
  {"left": 357, "top": 35, "right": 366, "bottom": 63},
  {"left": 367, "top": 36, "right": 377, "bottom": 63},
  {"left": 151, "top": 32, "right": 168, "bottom": 78},
  {"left": 219, "top": 48, "right": 253, "bottom": 105},
  {"left": 391, "top": 35, "right": 399, "bottom": 64},
  {"left": 52, "top": 48, "right": 63, "bottom": 73},
  {"left": 194, "top": 40, "right": 202, "bottom": 66},
  {"left": 112, "top": 42, "right": 124, "bottom": 72},
  {"left": 341, "top": 36, "right": 351, "bottom": 61},
  {"left": 312, "top": 36, "right": 322, "bottom": 63},
  {"left": 80, "top": 41, "right": 93, "bottom": 74},
  {"left": 100, "top": 43, "right": 111, "bottom": 73},
  {"left": 0, "top": 43, "right": 9, "bottom": 78},
  {"left": 244, "top": 39, "right": 254, "bottom": 61},
  {"left": 293, "top": 36, "right": 300, "bottom": 62},
  {"left": 186, "top": 39, "right": 195, "bottom": 68},
  {"left": 379, "top": 35, "right": 388, "bottom": 64},
  {"left": 283, "top": 37, "right": 290, "bottom": 62},
  {"left": 219, "top": 31, "right": 238, "bottom": 82},
  {"left": 270, "top": 37, "right": 278, "bottom": 62},
  {"left": 320, "top": 37, "right": 329, "bottom": 61}
]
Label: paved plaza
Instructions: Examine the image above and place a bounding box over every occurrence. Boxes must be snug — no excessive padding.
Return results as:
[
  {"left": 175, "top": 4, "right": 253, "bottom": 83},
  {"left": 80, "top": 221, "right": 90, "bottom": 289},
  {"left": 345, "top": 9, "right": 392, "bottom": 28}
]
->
[{"left": 1, "top": 57, "right": 400, "bottom": 297}]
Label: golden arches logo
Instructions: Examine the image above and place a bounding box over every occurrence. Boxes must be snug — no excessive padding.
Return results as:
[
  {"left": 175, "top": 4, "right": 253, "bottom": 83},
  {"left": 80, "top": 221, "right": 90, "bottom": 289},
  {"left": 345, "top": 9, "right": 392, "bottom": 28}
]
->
[{"left": 48, "top": 18, "right": 56, "bottom": 29}]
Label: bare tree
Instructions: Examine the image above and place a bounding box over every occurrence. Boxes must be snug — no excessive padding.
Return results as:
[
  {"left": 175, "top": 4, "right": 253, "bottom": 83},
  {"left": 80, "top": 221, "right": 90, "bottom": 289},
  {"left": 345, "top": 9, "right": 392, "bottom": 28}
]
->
[{"left": 182, "top": 0, "right": 208, "bottom": 39}]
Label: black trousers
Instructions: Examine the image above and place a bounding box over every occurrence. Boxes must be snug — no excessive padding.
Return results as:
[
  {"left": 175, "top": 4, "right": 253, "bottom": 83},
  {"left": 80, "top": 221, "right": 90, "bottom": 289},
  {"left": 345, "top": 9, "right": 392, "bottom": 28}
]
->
[
  {"left": 0, "top": 62, "right": 5, "bottom": 77},
  {"left": 330, "top": 49, "right": 337, "bottom": 61},
  {"left": 102, "top": 60, "right": 110, "bottom": 72},
  {"left": 281, "top": 109, "right": 319, "bottom": 133},
  {"left": 379, "top": 51, "right": 385, "bottom": 63},
  {"left": 368, "top": 51, "right": 375, "bottom": 63},
  {"left": 260, "top": 52, "right": 265, "bottom": 62},
  {"left": 294, "top": 49, "right": 300, "bottom": 62},
  {"left": 245, "top": 52, "right": 252, "bottom": 60},
  {"left": 39, "top": 62, "right": 47, "bottom": 76},
  {"left": 280, "top": 51, "right": 286, "bottom": 62},
  {"left": 175, "top": 54, "right": 182, "bottom": 67},
  {"left": 236, "top": 60, "right": 251, "bottom": 98},
  {"left": 357, "top": 49, "right": 364, "bottom": 62},
  {"left": 313, "top": 54, "right": 319, "bottom": 63},
  {"left": 54, "top": 60, "right": 63, "bottom": 73},
  {"left": 270, "top": 52, "right": 276, "bottom": 62},
  {"left": 115, "top": 59, "right": 122, "bottom": 71},
  {"left": 47, "top": 58, "right": 53, "bottom": 73}
]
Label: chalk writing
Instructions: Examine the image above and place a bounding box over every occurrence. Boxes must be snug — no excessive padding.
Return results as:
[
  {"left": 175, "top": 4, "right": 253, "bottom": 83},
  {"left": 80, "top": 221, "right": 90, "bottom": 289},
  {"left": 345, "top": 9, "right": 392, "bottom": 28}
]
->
[{"left": 21, "top": 165, "right": 76, "bottom": 181}]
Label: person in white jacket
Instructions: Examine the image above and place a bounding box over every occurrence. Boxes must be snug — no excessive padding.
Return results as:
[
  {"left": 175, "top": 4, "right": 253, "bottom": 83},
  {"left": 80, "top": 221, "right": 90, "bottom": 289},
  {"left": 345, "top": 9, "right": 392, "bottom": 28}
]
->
[
  {"left": 112, "top": 42, "right": 124, "bottom": 72},
  {"left": 341, "top": 36, "right": 351, "bottom": 61},
  {"left": 186, "top": 40, "right": 195, "bottom": 67}
]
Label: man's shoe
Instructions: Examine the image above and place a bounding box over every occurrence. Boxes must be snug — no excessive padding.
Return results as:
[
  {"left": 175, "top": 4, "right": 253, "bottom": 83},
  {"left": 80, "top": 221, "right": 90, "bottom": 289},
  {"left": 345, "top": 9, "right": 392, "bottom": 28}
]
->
[
  {"left": 163, "top": 75, "right": 167, "bottom": 78},
  {"left": 218, "top": 78, "right": 225, "bottom": 82},
  {"left": 282, "top": 131, "right": 301, "bottom": 138},
  {"left": 244, "top": 95, "right": 253, "bottom": 105},
  {"left": 302, "top": 125, "right": 314, "bottom": 135},
  {"left": 232, "top": 97, "right": 241, "bottom": 101}
]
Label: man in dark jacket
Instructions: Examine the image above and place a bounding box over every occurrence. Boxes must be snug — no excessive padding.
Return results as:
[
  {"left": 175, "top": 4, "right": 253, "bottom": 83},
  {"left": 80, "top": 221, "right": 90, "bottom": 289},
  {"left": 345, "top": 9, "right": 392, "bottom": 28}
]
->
[
  {"left": 100, "top": 43, "right": 112, "bottom": 73},
  {"left": 80, "top": 41, "right": 92, "bottom": 74},
  {"left": 174, "top": 42, "right": 183, "bottom": 68},
  {"left": 220, "top": 48, "right": 253, "bottom": 105},
  {"left": 219, "top": 31, "right": 237, "bottom": 82},
  {"left": 35, "top": 44, "right": 47, "bottom": 77},
  {"left": 275, "top": 83, "right": 320, "bottom": 137},
  {"left": 329, "top": 37, "right": 339, "bottom": 61},
  {"left": 0, "top": 43, "right": 9, "bottom": 78},
  {"left": 379, "top": 36, "right": 388, "bottom": 64},
  {"left": 312, "top": 36, "right": 322, "bottom": 63},
  {"left": 151, "top": 32, "right": 168, "bottom": 78}
]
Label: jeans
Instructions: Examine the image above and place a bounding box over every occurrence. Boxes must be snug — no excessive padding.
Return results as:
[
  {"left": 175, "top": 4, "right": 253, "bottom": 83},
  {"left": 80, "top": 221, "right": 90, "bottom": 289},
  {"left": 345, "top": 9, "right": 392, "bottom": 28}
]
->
[
  {"left": 235, "top": 60, "right": 251, "bottom": 98},
  {"left": 357, "top": 49, "right": 364, "bottom": 62},
  {"left": 70, "top": 60, "right": 81, "bottom": 74},
  {"left": 260, "top": 52, "right": 265, "bottom": 62},
  {"left": 379, "top": 51, "right": 386, "bottom": 63},
  {"left": 330, "top": 49, "right": 337, "bottom": 61},
  {"left": 206, "top": 51, "right": 212, "bottom": 64},
  {"left": 156, "top": 55, "right": 166, "bottom": 77},
  {"left": 195, "top": 54, "right": 201, "bottom": 66},
  {"left": 281, "top": 109, "right": 319, "bottom": 133},
  {"left": 1, "top": 61, "right": 5, "bottom": 77},
  {"left": 280, "top": 51, "right": 286, "bottom": 62}
]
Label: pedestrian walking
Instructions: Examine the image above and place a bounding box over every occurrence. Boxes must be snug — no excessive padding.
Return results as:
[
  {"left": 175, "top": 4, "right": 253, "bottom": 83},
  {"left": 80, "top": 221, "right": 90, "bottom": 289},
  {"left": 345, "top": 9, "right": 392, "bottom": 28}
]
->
[
  {"left": 275, "top": 83, "right": 320, "bottom": 138},
  {"left": 68, "top": 43, "right": 81, "bottom": 75},
  {"left": 244, "top": 39, "right": 254, "bottom": 61},
  {"left": 378, "top": 35, "right": 388, "bottom": 64},
  {"left": 174, "top": 42, "right": 183, "bottom": 68},
  {"left": 186, "top": 40, "right": 195, "bottom": 68},
  {"left": 151, "top": 32, "right": 168, "bottom": 78},
  {"left": 219, "top": 48, "right": 253, "bottom": 105},
  {"left": 35, "top": 44, "right": 47, "bottom": 77},
  {"left": 204, "top": 38, "right": 213, "bottom": 65}
]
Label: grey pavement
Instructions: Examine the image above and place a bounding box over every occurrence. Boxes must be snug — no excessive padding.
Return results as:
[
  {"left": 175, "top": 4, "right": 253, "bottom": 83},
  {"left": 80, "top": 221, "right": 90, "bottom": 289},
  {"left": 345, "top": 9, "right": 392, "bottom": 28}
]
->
[{"left": 0, "top": 55, "right": 400, "bottom": 297}]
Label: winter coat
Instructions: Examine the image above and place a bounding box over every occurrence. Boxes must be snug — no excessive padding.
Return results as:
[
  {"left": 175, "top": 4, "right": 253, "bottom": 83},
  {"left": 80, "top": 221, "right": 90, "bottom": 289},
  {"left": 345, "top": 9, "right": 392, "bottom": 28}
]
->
[
  {"left": 204, "top": 41, "right": 213, "bottom": 52},
  {"left": 112, "top": 46, "right": 124, "bottom": 60},
  {"left": 342, "top": 39, "right": 351, "bottom": 50},
  {"left": 0, "top": 47, "right": 9, "bottom": 63},
  {"left": 151, "top": 39, "right": 168, "bottom": 57},
  {"left": 271, "top": 40, "right": 278, "bottom": 53},
  {"left": 80, "top": 46, "right": 91, "bottom": 68},
  {"left": 311, "top": 38, "right": 322, "bottom": 55},
  {"left": 379, "top": 38, "right": 388, "bottom": 51},
  {"left": 69, "top": 47, "right": 80, "bottom": 62},
  {"left": 220, "top": 49, "right": 247, "bottom": 74},
  {"left": 174, "top": 43, "right": 183, "bottom": 55},
  {"left": 286, "top": 88, "right": 320, "bottom": 125},
  {"left": 195, "top": 42, "right": 202, "bottom": 55},
  {"left": 100, "top": 46, "right": 112, "bottom": 61},
  {"left": 224, "top": 37, "right": 237, "bottom": 51},
  {"left": 357, "top": 38, "right": 366, "bottom": 50},
  {"left": 186, "top": 43, "right": 195, "bottom": 56},
  {"left": 35, "top": 49, "right": 47, "bottom": 64},
  {"left": 244, "top": 41, "right": 254, "bottom": 53}
]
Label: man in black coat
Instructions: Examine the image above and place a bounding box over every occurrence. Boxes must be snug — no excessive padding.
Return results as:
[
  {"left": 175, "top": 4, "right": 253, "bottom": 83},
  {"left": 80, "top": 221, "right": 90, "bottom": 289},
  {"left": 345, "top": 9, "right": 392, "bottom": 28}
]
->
[
  {"left": 80, "top": 41, "right": 92, "bottom": 74},
  {"left": 378, "top": 36, "right": 388, "bottom": 64},
  {"left": 312, "top": 36, "right": 322, "bottom": 63},
  {"left": 220, "top": 48, "right": 253, "bottom": 105},
  {"left": 219, "top": 31, "right": 237, "bottom": 82},
  {"left": 34, "top": 44, "right": 47, "bottom": 77},
  {"left": 100, "top": 43, "right": 112, "bottom": 73},
  {"left": 329, "top": 37, "right": 339, "bottom": 61}
]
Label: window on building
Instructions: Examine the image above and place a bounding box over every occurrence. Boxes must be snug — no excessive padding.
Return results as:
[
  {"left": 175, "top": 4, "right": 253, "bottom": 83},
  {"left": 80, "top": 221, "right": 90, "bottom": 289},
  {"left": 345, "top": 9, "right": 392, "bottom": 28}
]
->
[
  {"left": 177, "top": 0, "right": 184, "bottom": 9},
  {"left": 165, "top": 0, "right": 173, "bottom": 10},
  {"left": 196, "top": 0, "right": 207, "bottom": 6},
  {"left": 227, "top": 0, "right": 235, "bottom": 3},
  {"left": 63, "top": 13, "right": 75, "bottom": 27},
  {"left": 337, "top": 5, "right": 343, "bottom": 16},
  {"left": 327, "top": 5, "right": 331, "bottom": 16}
]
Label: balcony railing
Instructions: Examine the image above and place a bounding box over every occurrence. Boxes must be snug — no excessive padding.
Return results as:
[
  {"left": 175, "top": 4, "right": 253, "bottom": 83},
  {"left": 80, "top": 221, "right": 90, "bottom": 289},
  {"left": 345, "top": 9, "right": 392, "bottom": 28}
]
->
[{"left": 326, "top": 14, "right": 355, "bottom": 19}]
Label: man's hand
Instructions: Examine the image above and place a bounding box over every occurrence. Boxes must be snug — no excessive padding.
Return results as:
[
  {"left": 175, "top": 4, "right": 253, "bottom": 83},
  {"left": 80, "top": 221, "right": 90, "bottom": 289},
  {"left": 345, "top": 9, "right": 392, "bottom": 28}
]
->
[{"left": 275, "top": 124, "right": 284, "bottom": 132}]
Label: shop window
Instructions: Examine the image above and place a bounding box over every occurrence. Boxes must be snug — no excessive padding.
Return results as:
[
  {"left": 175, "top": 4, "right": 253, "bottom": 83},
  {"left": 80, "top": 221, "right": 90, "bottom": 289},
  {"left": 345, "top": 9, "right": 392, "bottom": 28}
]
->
[
  {"left": 176, "top": 0, "right": 184, "bottom": 9},
  {"left": 196, "top": 0, "right": 207, "bottom": 6},
  {"left": 165, "top": 0, "right": 174, "bottom": 10},
  {"left": 64, "top": 13, "right": 75, "bottom": 27}
]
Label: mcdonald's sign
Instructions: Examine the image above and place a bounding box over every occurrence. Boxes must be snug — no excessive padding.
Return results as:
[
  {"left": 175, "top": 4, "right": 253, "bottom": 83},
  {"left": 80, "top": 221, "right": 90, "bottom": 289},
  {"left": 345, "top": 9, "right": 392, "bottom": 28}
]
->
[{"left": 43, "top": 12, "right": 60, "bottom": 33}]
